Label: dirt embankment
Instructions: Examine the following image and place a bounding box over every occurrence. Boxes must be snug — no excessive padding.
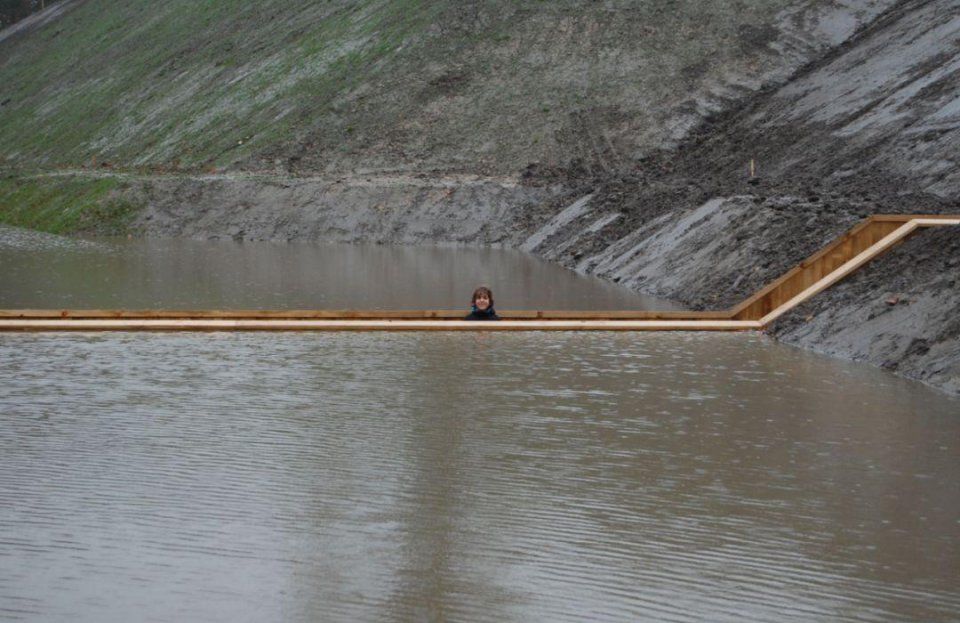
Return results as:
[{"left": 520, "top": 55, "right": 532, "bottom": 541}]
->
[
  {"left": 3, "top": 0, "right": 957, "bottom": 393},
  {"left": 517, "top": 0, "right": 960, "bottom": 394},
  {"left": 0, "top": 0, "right": 80, "bottom": 44},
  {"left": 125, "top": 171, "right": 559, "bottom": 245},
  {"left": 770, "top": 228, "right": 960, "bottom": 395},
  {"left": 0, "top": 0, "right": 894, "bottom": 174},
  {"left": 101, "top": 0, "right": 958, "bottom": 394}
]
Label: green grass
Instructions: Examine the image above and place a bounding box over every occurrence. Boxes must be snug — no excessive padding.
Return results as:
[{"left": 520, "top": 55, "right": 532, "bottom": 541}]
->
[
  {"left": 0, "top": 0, "right": 799, "bottom": 180},
  {"left": 0, "top": 0, "right": 447, "bottom": 170},
  {"left": 0, "top": 176, "right": 141, "bottom": 235}
]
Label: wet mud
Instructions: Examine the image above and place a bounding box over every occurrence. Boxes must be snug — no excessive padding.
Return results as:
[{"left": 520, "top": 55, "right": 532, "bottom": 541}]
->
[
  {"left": 516, "top": 0, "right": 960, "bottom": 394},
  {"left": 9, "top": 0, "right": 960, "bottom": 393}
]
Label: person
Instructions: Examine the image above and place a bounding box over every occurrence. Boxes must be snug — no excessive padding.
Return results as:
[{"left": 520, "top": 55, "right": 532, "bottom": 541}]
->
[{"left": 464, "top": 286, "right": 500, "bottom": 321}]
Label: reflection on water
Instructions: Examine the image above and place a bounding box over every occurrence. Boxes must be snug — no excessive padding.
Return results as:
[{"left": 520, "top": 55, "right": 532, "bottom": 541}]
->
[
  {"left": 1, "top": 332, "right": 958, "bottom": 622},
  {"left": 0, "top": 226, "right": 680, "bottom": 311}
]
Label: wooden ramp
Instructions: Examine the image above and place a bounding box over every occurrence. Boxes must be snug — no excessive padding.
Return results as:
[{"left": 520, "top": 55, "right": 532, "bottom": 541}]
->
[{"left": 1, "top": 214, "right": 957, "bottom": 332}]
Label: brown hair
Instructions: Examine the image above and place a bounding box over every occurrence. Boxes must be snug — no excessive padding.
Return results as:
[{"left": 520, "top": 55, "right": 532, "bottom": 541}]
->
[{"left": 471, "top": 286, "right": 494, "bottom": 306}]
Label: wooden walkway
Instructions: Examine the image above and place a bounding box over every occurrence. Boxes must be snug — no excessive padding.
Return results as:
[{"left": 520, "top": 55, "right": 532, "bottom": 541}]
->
[{"left": 1, "top": 214, "right": 957, "bottom": 332}]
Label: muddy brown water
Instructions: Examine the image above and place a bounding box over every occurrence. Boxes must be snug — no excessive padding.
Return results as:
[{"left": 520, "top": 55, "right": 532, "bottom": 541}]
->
[
  {"left": 1, "top": 228, "right": 959, "bottom": 622},
  {"left": 0, "top": 227, "right": 680, "bottom": 311}
]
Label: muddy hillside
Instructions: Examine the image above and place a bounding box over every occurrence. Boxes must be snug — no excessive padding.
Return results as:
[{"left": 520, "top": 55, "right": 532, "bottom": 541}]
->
[
  {"left": 524, "top": 0, "right": 960, "bottom": 394},
  {"left": 0, "top": 0, "right": 958, "bottom": 393},
  {"left": 0, "top": 0, "right": 888, "bottom": 173}
]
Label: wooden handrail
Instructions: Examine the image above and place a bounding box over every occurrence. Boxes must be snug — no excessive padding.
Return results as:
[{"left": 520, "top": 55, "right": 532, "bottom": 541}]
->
[
  {"left": 0, "top": 309, "right": 735, "bottom": 320},
  {"left": 0, "top": 319, "right": 763, "bottom": 332},
  {"left": 0, "top": 214, "right": 957, "bottom": 331},
  {"left": 731, "top": 215, "right": 959, "bottom": 320}
]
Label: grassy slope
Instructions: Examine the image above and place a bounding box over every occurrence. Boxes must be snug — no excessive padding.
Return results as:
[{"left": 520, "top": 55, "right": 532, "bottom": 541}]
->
[
  {"left": 0, "top": 0, "right": 796, "bottom": 177},
  {"left": 0, "top": 174, "right": 138, "bottom": 234}
]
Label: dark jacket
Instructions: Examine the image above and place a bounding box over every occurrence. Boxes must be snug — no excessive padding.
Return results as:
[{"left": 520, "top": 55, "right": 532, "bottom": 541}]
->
[{"left": 464, "top": 305, "right": 500, "bottom": 321}]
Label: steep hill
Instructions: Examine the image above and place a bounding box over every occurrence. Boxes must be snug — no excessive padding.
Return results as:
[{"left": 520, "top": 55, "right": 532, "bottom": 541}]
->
[
  {"left": 522, "top": 0, "right": 960, "bottom": 393},
  {"left": 1, "top": 0, "right": 958, "bottom": 394},
  {"left": 1, "top": 0, "right": 891, "bottom": 174}
]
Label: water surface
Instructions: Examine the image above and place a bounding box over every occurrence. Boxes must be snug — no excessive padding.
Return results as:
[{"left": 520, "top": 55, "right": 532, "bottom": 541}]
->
[
  {"left": 1, "top": 227, "right": 958, "bottom": 622},
  {"left": 0, "top": 226, "right": 678, "bottom": 311},
  {"left": 1, "top": 332, "right": 958, "bottom": 622}
]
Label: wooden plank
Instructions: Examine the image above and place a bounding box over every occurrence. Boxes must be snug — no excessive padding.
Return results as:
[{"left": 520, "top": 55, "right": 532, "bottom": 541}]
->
[
  {"left": 0, "top": 319, "right": 763, "bottom": 332},
  {"left": 728, "top": 220, "right": 872, "bottom": 318},
  {"left": 0, "top": 308, "right": 732, "bottom": 321},
  {"left": 914, "top": 218, "right": 960, "bottom": 227},
  {"left": 759, "top": 221, "right": 919, "bottom": 326},
  {"left": 0, "top": 214, "right": 956, "bottom": 332},
  {"left": 729, "top": 215, "right": 959, "bottom": 320},
  {"left": 872, "top": 214, "right": 960, "bottom": 222},
  {"left": 754, "top": 217, "right": 960, "bottom": 325}
]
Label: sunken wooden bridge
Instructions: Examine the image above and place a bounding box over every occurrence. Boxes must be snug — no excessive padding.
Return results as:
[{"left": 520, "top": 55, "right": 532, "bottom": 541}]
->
[{"left": 1, "top": 214, "right": 957, "bottom": 332}]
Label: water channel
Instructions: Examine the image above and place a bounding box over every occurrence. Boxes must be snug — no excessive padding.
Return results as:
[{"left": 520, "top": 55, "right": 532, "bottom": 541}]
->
[{"left": 1, "top": 227, "right": 958, "bottom": 622}]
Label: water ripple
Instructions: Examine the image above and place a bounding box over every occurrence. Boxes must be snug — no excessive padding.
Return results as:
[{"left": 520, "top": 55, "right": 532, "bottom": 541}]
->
[{"left": 0, "top": 332, "right": 958, "bottom": 622}]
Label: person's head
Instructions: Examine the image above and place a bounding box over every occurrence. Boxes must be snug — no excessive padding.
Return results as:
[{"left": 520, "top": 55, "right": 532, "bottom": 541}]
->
[{"left": 471, "top": 286, "right": 494, "bottom": 311}]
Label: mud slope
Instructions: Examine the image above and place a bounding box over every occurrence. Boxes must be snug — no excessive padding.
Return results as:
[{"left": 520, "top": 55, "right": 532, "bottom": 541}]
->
[
  {"left": 126, "top": 171, "right": 558, "bottom": 245},
  {"left": 681, "top": 0, "right": 960, "bottom": 201},
  {"left": 770, "top": 228, "right": 960, "bottom": 395},
  {"left": 0, "top": 0, "right": 892, "bottom": 174},
  {"left": 758, "top": 0, "right": 960, "bottom": 392},
  {"left": 524, "top": 0, "right": 959, "bottom": 394},
  {"left": 1, "top": 0, "right": 957, "bottom": 393}
]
